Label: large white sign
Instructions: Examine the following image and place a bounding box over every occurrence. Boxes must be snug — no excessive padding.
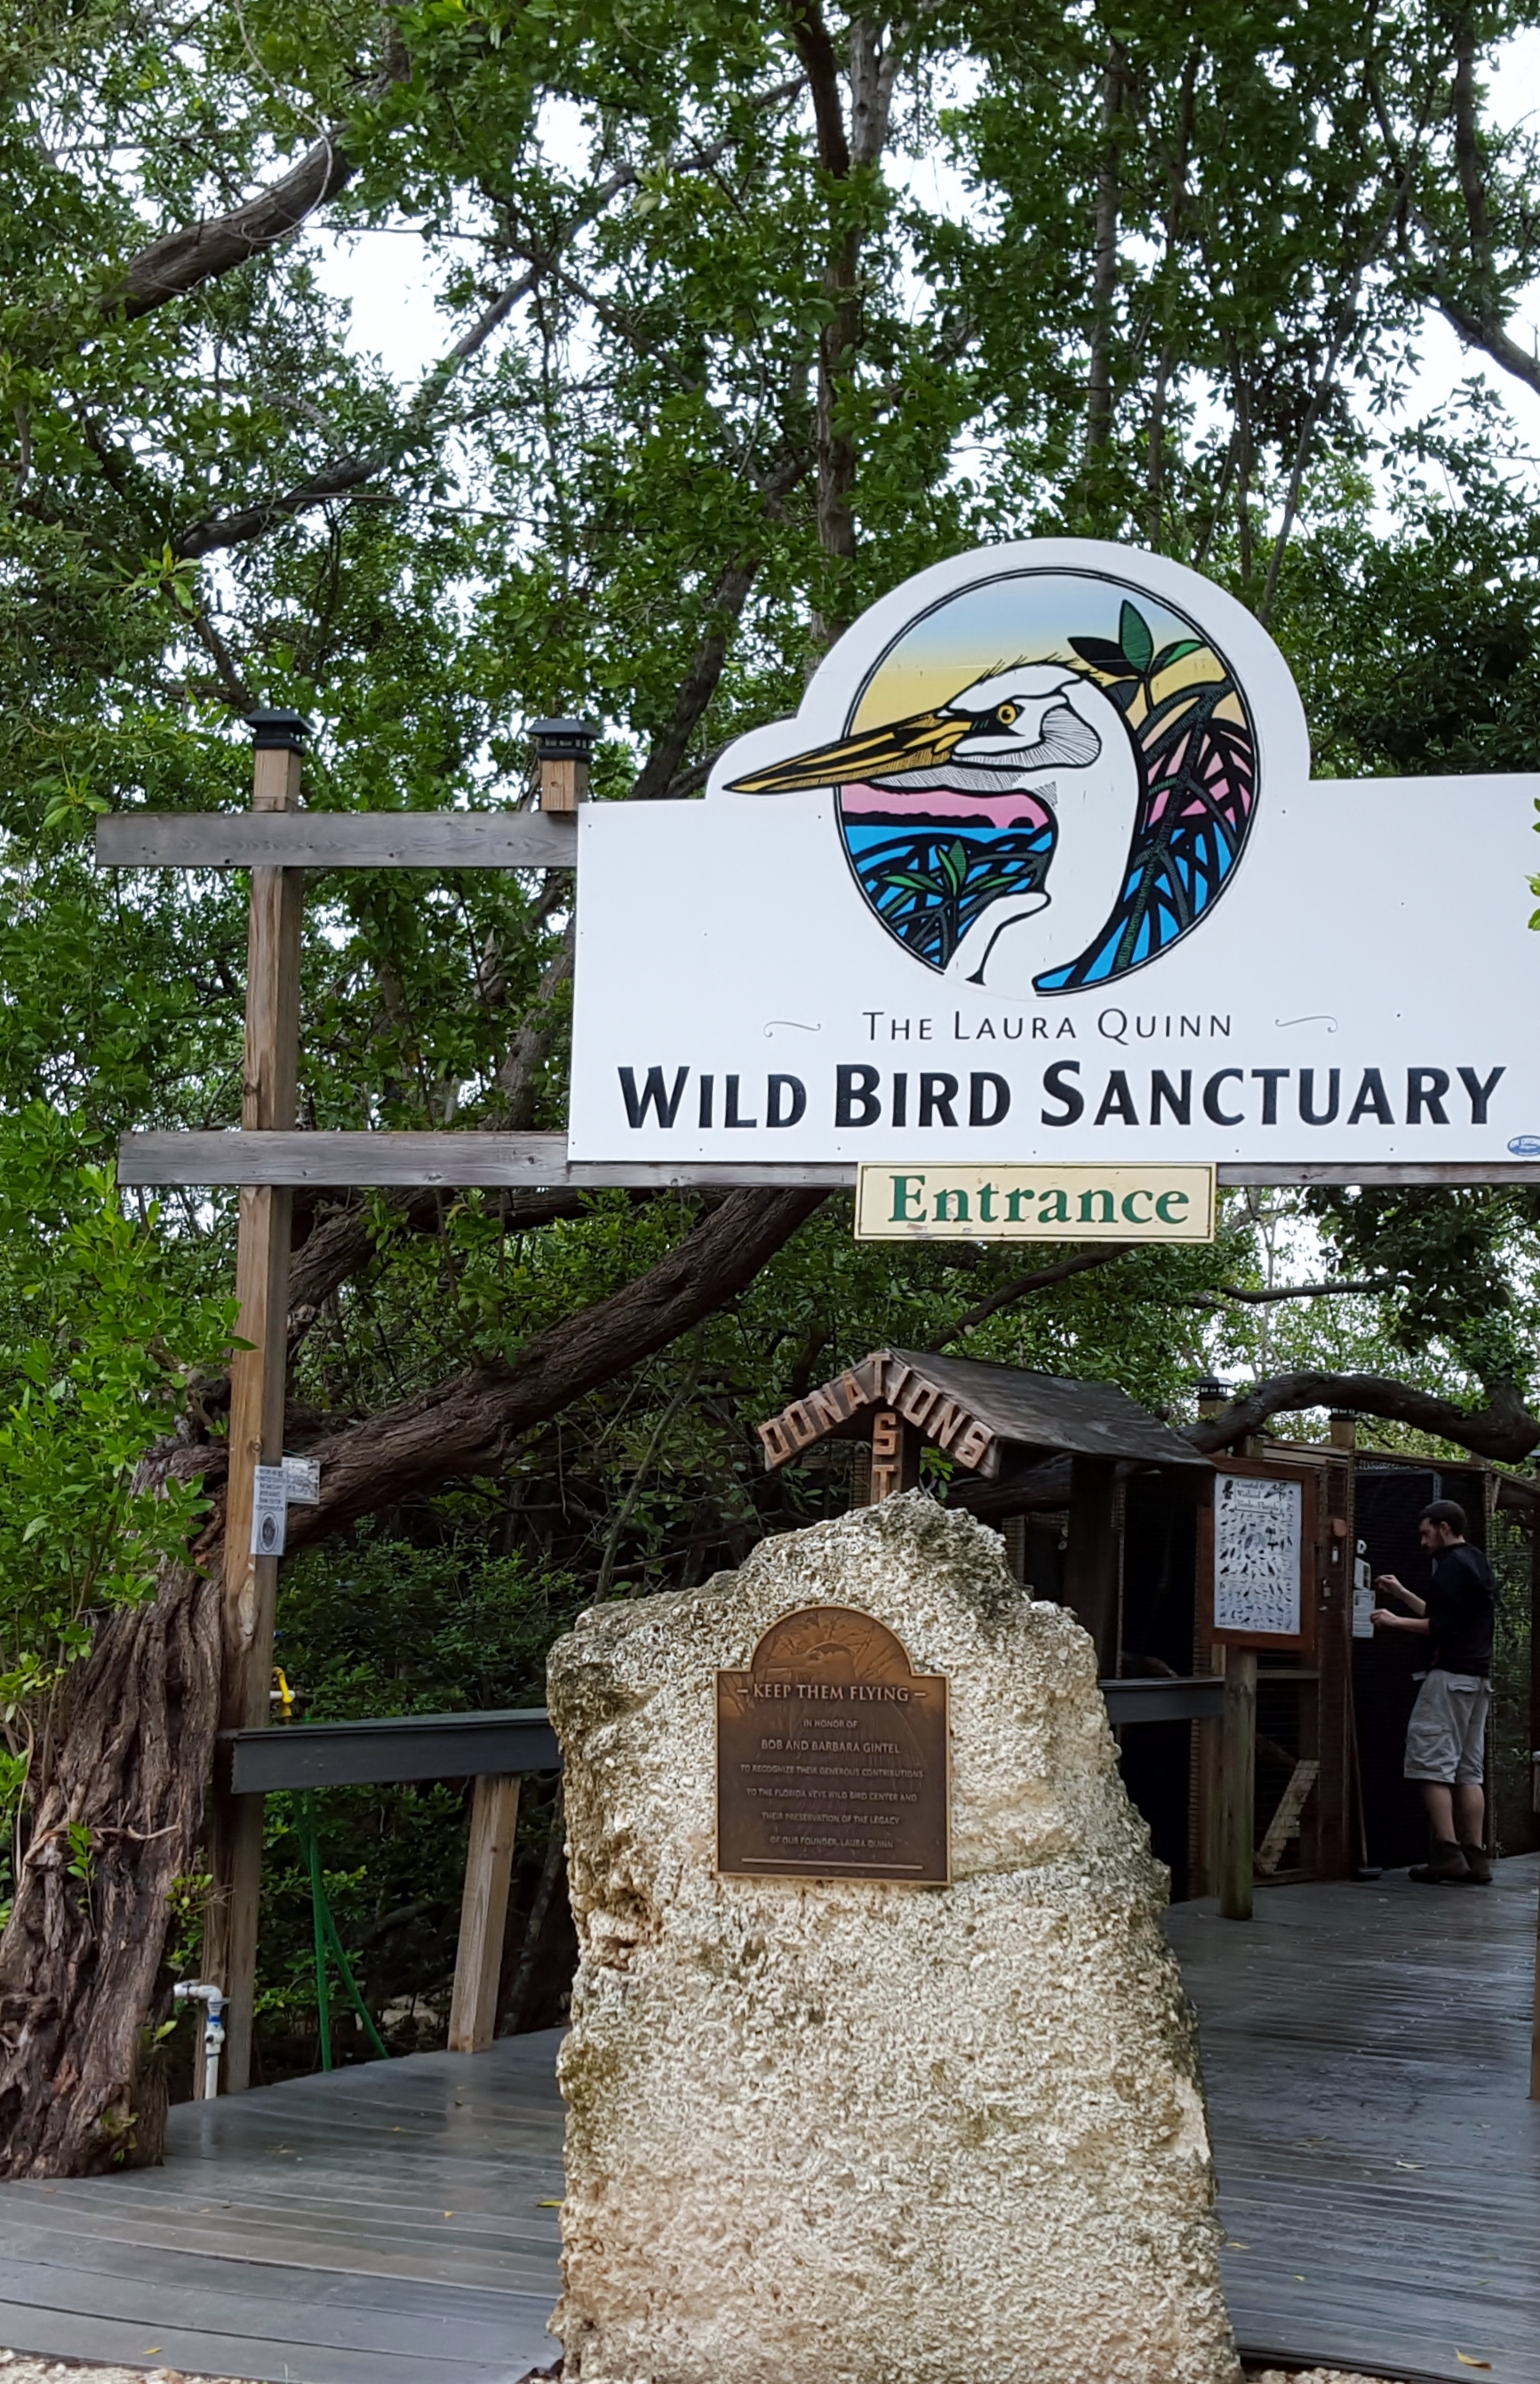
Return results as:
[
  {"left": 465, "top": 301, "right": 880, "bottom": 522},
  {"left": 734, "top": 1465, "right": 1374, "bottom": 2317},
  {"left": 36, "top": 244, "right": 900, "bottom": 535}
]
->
[{"left": 571, "top": 540, "right": 1540, "bottom": 1164}]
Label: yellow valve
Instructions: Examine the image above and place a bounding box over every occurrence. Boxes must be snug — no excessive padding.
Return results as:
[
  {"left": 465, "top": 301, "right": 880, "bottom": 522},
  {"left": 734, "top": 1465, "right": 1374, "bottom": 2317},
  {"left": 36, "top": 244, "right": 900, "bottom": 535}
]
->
[{"left": 271, "top": 1666, "right": 295, "bottom": 1721}]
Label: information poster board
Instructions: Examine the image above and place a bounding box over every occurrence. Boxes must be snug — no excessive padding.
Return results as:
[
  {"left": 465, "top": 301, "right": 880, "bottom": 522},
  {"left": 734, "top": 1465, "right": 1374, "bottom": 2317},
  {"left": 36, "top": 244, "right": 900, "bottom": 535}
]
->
[{"left": 1202, "top": 1461, "right": 1317, "bottom": 1653}]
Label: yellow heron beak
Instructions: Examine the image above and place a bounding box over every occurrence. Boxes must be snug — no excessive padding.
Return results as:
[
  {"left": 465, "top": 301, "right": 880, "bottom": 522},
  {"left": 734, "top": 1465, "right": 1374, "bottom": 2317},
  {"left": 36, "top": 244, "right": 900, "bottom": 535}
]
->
[{"left": 728, "top": 708, "right": 970, "bottom": 794}]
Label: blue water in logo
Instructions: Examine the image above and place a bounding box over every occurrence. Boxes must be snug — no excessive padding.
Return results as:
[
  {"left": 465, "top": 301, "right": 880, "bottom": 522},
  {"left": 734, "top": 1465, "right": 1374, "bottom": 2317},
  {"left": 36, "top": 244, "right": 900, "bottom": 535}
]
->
[
  {"left": 839, "top": 819, "right": 1055, "bottom": 972},
  {"left": 1506, "top": 1134, "right": 1540, "bottom": 1156}
]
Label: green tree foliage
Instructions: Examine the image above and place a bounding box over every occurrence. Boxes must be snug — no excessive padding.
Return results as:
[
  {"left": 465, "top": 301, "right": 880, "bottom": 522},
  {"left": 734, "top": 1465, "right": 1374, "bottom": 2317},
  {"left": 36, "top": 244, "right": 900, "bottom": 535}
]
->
[{"left": 0, "top": 1108, "right": 236, "bottom": 1891}]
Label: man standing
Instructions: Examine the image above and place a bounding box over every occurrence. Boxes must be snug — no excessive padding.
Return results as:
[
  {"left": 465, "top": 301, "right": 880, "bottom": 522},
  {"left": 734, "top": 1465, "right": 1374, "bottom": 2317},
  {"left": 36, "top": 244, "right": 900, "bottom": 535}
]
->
[{"left": 1371, "top": 1500, "right": 1496, "bottom": 1884}]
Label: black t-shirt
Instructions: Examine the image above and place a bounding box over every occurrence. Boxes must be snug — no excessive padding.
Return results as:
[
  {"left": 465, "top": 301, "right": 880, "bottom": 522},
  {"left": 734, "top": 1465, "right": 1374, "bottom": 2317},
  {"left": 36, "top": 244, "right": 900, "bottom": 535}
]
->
[{"left": 1425, "top": 1543, "right": 1496, "bottom": 1676}]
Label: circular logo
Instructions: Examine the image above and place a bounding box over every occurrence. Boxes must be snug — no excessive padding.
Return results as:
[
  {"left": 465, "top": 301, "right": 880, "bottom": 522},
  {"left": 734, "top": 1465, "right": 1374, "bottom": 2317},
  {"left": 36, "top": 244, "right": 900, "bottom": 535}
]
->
[{"left": 731, "top": 566, "right": 1257, "bottom": 992}]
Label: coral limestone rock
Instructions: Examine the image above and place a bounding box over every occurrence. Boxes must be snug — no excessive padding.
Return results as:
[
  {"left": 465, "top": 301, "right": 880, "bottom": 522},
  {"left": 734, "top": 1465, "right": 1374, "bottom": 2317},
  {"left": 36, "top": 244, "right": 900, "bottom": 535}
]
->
[{"left": 547, "top": 1492, "right": 1239, "bottom": 2384}]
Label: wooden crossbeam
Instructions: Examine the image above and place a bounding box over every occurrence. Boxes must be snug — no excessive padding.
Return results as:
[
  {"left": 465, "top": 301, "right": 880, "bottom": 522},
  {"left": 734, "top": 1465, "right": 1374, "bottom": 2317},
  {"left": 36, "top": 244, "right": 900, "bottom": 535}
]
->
[
  {"left": 95, "top": 810, "right": 578, "bottom": 870},
  {"left": 116, "top": 1131, "right": 1540, "bottom": 1191}
]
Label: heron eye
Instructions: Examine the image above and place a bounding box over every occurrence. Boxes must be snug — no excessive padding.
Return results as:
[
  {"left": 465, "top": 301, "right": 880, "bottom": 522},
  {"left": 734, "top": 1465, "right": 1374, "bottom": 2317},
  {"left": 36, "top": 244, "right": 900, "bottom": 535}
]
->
[{"left": 997, "top": 702, "right": 1018, "bottom": 725}]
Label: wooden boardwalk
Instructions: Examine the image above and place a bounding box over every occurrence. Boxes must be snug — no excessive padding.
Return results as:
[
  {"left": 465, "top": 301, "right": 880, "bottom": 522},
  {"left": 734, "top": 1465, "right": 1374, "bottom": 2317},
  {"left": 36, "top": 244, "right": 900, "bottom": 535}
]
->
[
  {"left": 0, "top": 1860, "right": 1534, "bottom": 2383},
  {"left": 1169, "top": 1854, "right": 1540, "bottom": 2384},
  {"left": 0, "top": 2032, "right": 564, "bottom": 2383}
]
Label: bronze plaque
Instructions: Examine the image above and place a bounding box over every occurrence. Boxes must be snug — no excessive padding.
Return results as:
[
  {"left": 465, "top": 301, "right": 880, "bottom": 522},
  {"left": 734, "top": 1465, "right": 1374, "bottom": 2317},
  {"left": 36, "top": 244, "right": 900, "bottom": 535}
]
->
[{"left": 716, "top": 1605, "right": 950, "bottom": 1885}]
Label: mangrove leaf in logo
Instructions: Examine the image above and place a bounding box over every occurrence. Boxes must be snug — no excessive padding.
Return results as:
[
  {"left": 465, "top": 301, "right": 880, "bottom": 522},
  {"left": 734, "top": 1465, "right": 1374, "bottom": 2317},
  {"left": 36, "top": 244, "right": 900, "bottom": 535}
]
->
[{"left": 723, "top": 557, "right": 1261, "bottom": 993}]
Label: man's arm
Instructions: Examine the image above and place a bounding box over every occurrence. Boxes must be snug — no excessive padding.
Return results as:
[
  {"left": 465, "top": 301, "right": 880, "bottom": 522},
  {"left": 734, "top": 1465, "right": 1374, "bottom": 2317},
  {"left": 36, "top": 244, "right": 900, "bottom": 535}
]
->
[
  {"left": 1370, "top": 1608, "right": 1432, "bottom": 1634},
  {"left": 1373, "top": 1572, "right": 1427, "bottom": 1616}
]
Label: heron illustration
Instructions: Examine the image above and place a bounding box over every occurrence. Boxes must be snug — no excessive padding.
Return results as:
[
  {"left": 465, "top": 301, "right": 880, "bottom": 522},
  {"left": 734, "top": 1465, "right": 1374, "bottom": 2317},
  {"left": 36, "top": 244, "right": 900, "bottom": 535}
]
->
[{"left": 728, "top": 620, "right": 1257, "bottom": 990}]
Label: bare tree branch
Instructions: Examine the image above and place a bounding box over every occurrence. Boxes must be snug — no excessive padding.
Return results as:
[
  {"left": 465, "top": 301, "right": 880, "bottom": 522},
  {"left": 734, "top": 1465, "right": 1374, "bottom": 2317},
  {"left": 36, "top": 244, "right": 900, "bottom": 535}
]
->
[
  {"left": 176, "top": 452, "right": 387, "bottom": 561},
  {"left": 1451, "top": 7, "right": 1491, "bottom": 258},
  {"left": 101, "top": 130, "right": 360, "bottom": 321},
  {"left": 285, "top": 1183, "right": 611, "bottom": 1349},
  {"left": 99, "top": 20, "right": 422, "bottom": 325},
  {"left": 1084, "top": 46, "right": 1127, "bottom": 452},
  {"left": 491, "top": 921, "right": 575, "bottom": 1126},
  {"left": 1432, "top": 287, "right": 1540, "bottom": 397},
  {"left": 786, "top": 0, "right": 851, "bottom": 178},
  {"left": 935, "top": 1244, "right": 1137, "bottom": 1345},
  {"left": 285, "top": 1187, "right": 826, "bottom": 1542},
  {"left": 170, "top": 86, "right": 809, "bottom": 565},
  {"left": 1187, "top": 1371, "right": 1540, "bottom": 1464},
  {"left": 1192, "top": 1277, "right": 1384, "bottom": 1308},
  {"left": 629, "top": 563, "right": 760, "bottom": 801}
]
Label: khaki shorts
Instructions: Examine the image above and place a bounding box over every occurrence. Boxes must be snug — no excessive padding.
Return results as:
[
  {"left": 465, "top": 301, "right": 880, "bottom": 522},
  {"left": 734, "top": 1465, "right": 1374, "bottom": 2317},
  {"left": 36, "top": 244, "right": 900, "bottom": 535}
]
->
[{"left": 1403, "top": 1670, "right": 1489, "bottom": 1785}]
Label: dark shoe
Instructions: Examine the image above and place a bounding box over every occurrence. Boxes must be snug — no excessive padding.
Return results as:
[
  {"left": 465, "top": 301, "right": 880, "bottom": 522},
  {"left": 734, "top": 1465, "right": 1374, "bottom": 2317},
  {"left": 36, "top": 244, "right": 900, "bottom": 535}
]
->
[
  {"left": 1459, "top": 1842, "right": 1493, "bottom": 1884},
  {"left": 1409, "top": 1840, "right": 1471, "bottom": 1884}
]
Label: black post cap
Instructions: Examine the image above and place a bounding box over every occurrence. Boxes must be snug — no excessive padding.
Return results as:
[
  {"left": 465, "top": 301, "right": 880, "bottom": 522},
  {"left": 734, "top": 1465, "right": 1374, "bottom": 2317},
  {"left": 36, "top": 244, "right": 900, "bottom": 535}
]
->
[
  {"left": 1193, "top": 1377, "right": 1230, "bottom": 1404},
  {"left": 245, "top": 709, "right": 312, "bottom": 752},
  {"left": 530, "top": 716, "right": 597, "bottom": 760}
]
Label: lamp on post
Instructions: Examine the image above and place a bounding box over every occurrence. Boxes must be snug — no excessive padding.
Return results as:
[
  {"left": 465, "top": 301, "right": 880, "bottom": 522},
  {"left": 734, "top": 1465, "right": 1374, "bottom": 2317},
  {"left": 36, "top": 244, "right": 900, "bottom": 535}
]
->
[
  {"left": 1193, "top": 1378, "right": 1229, "bottom": 1420},
  {"left": 530, "top": 716, "right": 597, "bottom": 814},
  {"left": 244, "top": 708, "right": 311, "bottom": 757}
]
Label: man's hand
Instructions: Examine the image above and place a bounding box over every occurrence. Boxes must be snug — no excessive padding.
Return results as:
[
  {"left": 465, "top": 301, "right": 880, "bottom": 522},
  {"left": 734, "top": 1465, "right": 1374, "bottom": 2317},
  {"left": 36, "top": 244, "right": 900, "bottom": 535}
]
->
[
  {"left": 1371, "top": 1606, "right": 1430, "bottom": 1634},
  {"left": 1373, "top": 1572, "right": 1426, "bottom": 1616}
]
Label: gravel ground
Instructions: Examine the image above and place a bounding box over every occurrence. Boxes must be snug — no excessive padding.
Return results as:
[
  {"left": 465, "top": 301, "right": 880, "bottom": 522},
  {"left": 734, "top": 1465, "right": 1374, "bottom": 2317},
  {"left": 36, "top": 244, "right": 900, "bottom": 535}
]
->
[
  {"left": 1251, "top": 2372, "right": 1400, "bottom": 2384},
  {"left": 0, "top": 2359, "right": 237, "bottom": 2383},
  {"left": 0, "top": 2356, "right": 1404, "bottom": 2384}
]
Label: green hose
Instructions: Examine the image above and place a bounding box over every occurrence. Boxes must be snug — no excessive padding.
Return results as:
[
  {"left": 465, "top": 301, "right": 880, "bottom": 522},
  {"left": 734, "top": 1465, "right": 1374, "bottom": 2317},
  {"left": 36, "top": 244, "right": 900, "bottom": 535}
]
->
[{"left": 294, "top": 1791, "right": 390, "bottom": 2068}]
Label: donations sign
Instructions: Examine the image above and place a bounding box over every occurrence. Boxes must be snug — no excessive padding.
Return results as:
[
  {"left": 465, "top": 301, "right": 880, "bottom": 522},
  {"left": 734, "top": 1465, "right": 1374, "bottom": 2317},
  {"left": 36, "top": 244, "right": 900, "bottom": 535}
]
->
[{"left": 571, "top": 539, "right": 1540, "bottom": 1167}]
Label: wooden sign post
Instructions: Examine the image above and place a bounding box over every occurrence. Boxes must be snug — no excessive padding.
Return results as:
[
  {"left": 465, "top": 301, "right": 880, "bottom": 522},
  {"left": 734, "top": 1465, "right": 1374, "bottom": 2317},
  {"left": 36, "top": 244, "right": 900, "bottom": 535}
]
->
[
  {"left": 201, "top": 709, "right": 306, "bottom": 2094},
  {"left": 866, "top": 1411, "right": 921, "bottom": 1503}
]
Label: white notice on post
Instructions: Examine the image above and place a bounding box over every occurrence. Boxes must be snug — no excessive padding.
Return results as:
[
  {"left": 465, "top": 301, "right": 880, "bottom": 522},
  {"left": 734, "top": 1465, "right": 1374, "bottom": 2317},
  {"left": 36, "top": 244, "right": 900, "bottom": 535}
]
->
[
  {"left": 282, "top": 1454, "right": 321, "bottom": 1505},
  {"left": 251, "top": 1464, "right": 288, "bottom": 1557}
]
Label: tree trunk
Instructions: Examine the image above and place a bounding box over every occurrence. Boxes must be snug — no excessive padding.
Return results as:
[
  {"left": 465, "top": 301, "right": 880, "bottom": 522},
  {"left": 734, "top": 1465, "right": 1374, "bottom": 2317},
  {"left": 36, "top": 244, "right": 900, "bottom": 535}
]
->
[
  {"left": 288, "top": 1188, "right": 826, "bottom": 1547},
  {"left": 0, "top": 1539, "right": 221, "bottom": 2177},
  {"left": 1084, "top": 50, "right": 1126, "bottom": 453},
  {"left": 0, "top": 1188, "right": 824, "bottom": 2172}
]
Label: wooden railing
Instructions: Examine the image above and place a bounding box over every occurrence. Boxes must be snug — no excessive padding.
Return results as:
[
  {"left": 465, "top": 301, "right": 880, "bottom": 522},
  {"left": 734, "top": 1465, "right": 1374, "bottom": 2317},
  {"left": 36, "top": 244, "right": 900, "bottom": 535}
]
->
[{"left": 220, "top": 1708, "right": 559, "bottom": 2055}]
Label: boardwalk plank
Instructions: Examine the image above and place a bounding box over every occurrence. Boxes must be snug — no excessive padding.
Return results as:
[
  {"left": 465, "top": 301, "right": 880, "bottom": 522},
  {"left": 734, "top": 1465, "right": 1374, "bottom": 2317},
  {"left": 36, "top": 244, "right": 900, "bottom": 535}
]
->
[{"left": 1168, "top": 1855, "right": 1540, "bottom": 2383}]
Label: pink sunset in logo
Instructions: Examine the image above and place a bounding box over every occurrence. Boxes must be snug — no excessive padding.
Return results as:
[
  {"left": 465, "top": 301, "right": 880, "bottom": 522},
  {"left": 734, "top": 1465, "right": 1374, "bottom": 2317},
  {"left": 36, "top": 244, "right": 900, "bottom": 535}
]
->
[{"left": 839, "top": 782, "right": 1056, "bottom": 831}]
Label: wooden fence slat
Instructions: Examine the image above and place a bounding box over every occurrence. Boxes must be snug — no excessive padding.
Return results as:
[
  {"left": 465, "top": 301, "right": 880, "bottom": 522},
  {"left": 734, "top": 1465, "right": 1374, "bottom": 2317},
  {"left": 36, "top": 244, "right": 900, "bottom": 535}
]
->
[
  {"left": 1219, "top": 1648, "right": 1258, "bottom": 1922},
  {"left": 95, "top": 811, "right": 578, "bottom": 871},
  {"left": 116, "top": 1130, "right": 1540, "bottom": 1192},
  {"left": 449, "top": 1774, "right": 522, "bottom": 2056}
]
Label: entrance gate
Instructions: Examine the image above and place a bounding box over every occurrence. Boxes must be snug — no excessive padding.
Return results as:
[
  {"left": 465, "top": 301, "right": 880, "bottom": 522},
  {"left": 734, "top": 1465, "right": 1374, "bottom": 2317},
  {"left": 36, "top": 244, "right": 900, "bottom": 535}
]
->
[{"left": 94, "top": 539, "right": 1540, "bottom": 2099}]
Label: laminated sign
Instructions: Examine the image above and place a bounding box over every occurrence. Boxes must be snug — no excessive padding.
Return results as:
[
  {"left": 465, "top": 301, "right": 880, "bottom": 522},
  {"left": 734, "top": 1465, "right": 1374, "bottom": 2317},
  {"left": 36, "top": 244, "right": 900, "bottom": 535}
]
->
[{"left": 571, "top": 538, "right": 1539, "bottom": 1170}]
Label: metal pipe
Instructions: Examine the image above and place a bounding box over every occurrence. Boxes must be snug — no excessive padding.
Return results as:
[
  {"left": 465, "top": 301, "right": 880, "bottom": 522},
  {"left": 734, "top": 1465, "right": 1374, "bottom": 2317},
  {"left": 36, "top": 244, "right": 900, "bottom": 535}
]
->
[{"left": 174, "top": 1980, "right": 228, "bottom": 2100}]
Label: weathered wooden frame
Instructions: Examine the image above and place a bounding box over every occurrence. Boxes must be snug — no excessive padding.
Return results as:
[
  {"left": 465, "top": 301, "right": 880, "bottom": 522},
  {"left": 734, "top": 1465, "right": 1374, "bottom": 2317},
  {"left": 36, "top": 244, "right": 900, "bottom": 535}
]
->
[
  {"left": 99, "top": 811, "right": 1540, "bottom": 1193},
  {"left": 1201, "top": 1457, "right": 1320, "bottom": 1656},
  {"left": 94, "top": 780, "right": 1540, "bottom": 2068},
  {"left": 116, "top": 1132, "right": 1540, "bottom": 1192}
]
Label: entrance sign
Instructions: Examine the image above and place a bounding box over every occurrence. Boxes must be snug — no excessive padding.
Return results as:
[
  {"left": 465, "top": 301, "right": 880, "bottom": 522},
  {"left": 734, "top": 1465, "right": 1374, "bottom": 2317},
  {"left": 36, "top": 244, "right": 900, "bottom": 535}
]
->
[
  {"left": 854, "top": 1160, "right": 1214, "bottom": 1241},
  {"left": 715, "top": 1604, "right": 950, "bottom": 1884},
  {"left": 570, "top": 538, "right": 1538, "bottom": 1164}
]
